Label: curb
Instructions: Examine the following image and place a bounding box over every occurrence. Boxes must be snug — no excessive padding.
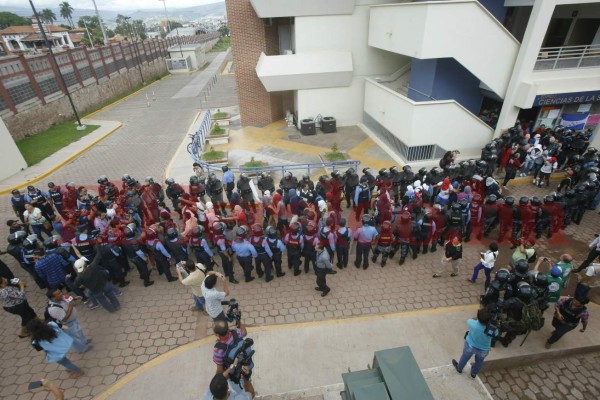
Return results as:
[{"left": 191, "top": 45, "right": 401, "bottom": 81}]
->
[{"left": 0, "top": 123, "right": 123, "bottom": 195}]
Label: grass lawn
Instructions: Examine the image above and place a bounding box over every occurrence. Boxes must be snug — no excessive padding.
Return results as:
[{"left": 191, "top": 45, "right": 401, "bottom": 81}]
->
[
  {"left": 212, "top": 112, "right": 229, "bottom": 119},
  {"left": 324, "top": 152, "right": 346, "bottom": 162},
  {"left": 210, "top": 36, "right": 231, "bottom": 52},
  {"left": 242, "top": 158, "right": 267, "bottom": 171},
  {"left": 210, "top": 124, "right": 226, "bottom": 136},
  {"left": 17, "top": 122, "right": 99, "bottom": 166}
]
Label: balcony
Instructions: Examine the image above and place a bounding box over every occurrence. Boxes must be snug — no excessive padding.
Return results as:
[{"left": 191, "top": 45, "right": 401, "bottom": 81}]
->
[
  {"left": 535, "top": 45, "right": 600, "bottom": 70},
  {"left": 363, "top": 78, "right": 493, "bottom": 161},
  {"left": 256, "top": 51, "right": 353, "bottom": 92},
  {"left": 250, "top": 0, "right": 354, "bottom": 18},
  {"left": 368, "top": 0, "right": 520, "bottom": 98}
]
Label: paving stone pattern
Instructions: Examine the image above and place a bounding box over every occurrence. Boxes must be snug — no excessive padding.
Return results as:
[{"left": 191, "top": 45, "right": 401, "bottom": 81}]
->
[
  {"left": 480, "top": 352, "right": 600, "bottom": 400},
  {"left": 1, "top": 69, "right": 600, "bottom": 398}
]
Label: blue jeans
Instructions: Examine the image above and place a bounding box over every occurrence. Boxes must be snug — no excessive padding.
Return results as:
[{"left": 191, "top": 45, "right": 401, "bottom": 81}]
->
[
  {"left": 457, "top": 341, "right": 489, "bottom": 376},
  {"left": 66, "top": 320, "right": 89, "bottom": 353},
  {"left": 471, "top": 263, "right": 492, "bottom": 287},
  {"left": 56, "top": 356, "right": 81, "bottom": 372},
  {"left": 91, "top": 282, "right": 120, "bottom": 312},
  {"left": 193, "top": 294, "right": 205, "bottom": 311}
]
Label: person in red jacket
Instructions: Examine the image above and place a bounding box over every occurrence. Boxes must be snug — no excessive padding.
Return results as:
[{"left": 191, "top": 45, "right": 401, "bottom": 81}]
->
[{"left": 502, "top": 153, "right": 522, "bottom": 189}]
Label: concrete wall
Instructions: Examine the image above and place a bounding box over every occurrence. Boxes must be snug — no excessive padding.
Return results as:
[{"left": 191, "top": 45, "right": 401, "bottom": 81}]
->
[
  {"left": 3, "top": 60, "right": 167, "bottom": 140},
  {"left": 294, "top": 2, "right": 408, "bottom": 126},
  {"left": 0, "top": 118, "right": 27, "bottom": 180}
]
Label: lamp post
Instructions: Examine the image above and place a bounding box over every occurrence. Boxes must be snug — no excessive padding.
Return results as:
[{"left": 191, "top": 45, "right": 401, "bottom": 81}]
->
[
  {"left": 91, "top": 0, "right": 108, "bottom": 45},
  {"left": 29, "top": 0, "right": 85, "bottom": 129},
  {"left": 124, "top": 17, "right": 145, "bottom": 85},
  {"left": 159, "top": 0, "right": 184, "bottom": 58}
]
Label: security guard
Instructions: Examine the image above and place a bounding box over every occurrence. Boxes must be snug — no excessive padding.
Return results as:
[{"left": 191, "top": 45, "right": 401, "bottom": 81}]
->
[
  {"left": 284, "top": 221, "right": 304, "bottom": 276},
  {"left": 237, "top": 173, "right": 256, "bottom": 213},
  {"left": 231, "top": 226, "right": 257, "bottom": 283},
  {"left": 265, "top": 226, "right": 286, "bottom": 278},
  {"left": 353, "top": 214, "right": 378, "bottom": 269},
  {"left": 343, "top": 168, "right": 359, "bottom": 209}
]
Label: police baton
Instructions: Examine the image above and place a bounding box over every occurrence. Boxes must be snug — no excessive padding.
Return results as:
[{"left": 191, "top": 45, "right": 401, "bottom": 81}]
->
[{"left": 519, "top": 330, "right": 531, "bottom": 347}]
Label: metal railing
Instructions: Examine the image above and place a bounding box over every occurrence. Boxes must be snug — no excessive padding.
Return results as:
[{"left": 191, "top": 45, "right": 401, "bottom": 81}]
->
[
  {"left": 535, "top": 44, "right": 600, "bottom": 70},
  {"left": 194, "top": 159, "right": 361, "bottom": 181},
  {"left": 396, "top": 85, "right": 438, "bottom": 101}
]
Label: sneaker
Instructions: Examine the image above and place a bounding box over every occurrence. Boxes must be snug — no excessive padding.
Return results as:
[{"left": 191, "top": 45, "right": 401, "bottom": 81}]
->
[
  {"left": 229, "top": 279, "right": 240, "bottom": 284},
  {"left": 471, "top": 373, "right": 477, "bottom": 379},
  {"left": 315, "top": 287, "right": 323, "bottom": 291},
  {"left": 167, "top": 277, "right": 178, "bottom": 282},
  {"left": 432, "top": 274, "right": 441, "bottom": 278},
  {"left": 450, "top": 273, "right": 459, "bottom": 277},
  {"left": 452, "top": 359, "right": 462, "bottom": 373},
  {"left": 321, "top": 290, "right": 330, "bottom": 297},
  {"left": 87, "top": 303, "right": 99, "bottom": 310},
  {"left": 466, "top": 278, "right": 475, "bottom": 283},
  {"left": 144, "top": 280, "right": 155, "bottom": 287}
]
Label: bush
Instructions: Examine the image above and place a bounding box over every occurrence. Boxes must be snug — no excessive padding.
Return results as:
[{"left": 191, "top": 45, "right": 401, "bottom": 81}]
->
[
  {"left": 324, "top": 142, "right": 346, "bottom": 162},
  {"left": 210, "top": 122, "right": 225, "bottom": 136},
  {"left": 202, "top": 146, "right": 225, "bottom": 161}
]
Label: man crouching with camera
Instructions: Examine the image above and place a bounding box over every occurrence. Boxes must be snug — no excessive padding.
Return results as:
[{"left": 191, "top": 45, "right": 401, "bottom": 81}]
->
[{"left": 204, "top": 317, "right": 255, "bottom": 399}]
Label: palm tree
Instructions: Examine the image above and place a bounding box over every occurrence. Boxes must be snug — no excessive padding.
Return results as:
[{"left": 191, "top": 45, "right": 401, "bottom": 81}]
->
[
  {"left": 59, "top": 2, "right": 74, "bottom": 28},
  {"left": 40, "top": 8, "right": 57, "bottom": 24}
]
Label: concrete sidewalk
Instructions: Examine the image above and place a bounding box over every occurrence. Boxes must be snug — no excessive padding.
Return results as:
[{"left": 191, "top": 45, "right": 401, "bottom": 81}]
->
[
  {"left": 96, "top": 303, "right": 600, "bottom": 400},
  {"left": 0, "top": 118, "right": 122, "bottom": 194},
  {"left": 172, "top": 50, "right": 231, "bottom": 99}
]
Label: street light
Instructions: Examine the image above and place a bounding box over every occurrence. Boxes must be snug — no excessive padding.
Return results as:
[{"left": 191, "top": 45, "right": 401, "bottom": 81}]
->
[
  {"left": 158, "top": 0, "right": 184, "bottom": 58},
  {"left": 124, "top": 17, "right": 145, "bottom": 85},
  {"left": 91, "top": 0, "right": 108, "bottom": 45},
  {"left": 29, "top": 0, "right": 85, "bottom": 129}
]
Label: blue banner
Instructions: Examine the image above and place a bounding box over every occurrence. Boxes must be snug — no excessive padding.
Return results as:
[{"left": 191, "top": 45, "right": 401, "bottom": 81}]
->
[
  {"left": 533, "top": 91, "right": 600, "bottom": 107},
  {"left": 561, "top": 113, "right": 589, "bottom": 130}
]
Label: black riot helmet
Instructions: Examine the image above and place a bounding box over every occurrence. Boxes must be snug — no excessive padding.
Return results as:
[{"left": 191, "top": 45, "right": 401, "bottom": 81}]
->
[
  {"left": 516, "top": 282, "right": 534, "bottom": 302},
  {"left": 402, "top": 165, "right": 412, "bottom": 173},
  {"left": 519, "top": 196, "right": 529, "bottom": 205},
  {"left": 362, "top": 214, "right": 372, "bottom": 225},
  {"left": 504, "top": 196, "right": 515, "bottom": 206},
  {"left": 266, "top": 226, "right": 277, "bottom": 239},
  {"left": 166, "top": 228, "right": 179, "bottom": 240},
  {"left": 451, "top": 202, "right": 461, "bottom": 211},
  {"left": 534, "top": 273, "right": 549, "bottom": 287},
  {"left": 346, "top": 168, "right": 355, "bottom": 175},
  {"left": 125, "top": 223, "right": 137, "bottom": 238},
  {"left": 23, "top": 235, "right": 38, "bottom": 250},
  {"left": 543, "top": 195, "right": 554, "bottom": 203},
  {"left": 486, "top": 194, "right": 497, "bottom": 204},
  {"left": 390, "top": 166, "right": 399, "bottom": 174},
  {"left": 531, "top": 196, "right": 542, "bottom": 207},
  {"left": 495, "top": 268, "right": 511, "bottom": 284},
  {"left": 514, "top": 259, "right": 530, "bottom": 278},
  {"left": 190, "top": 175, "right": 200, "bottom": 185}
]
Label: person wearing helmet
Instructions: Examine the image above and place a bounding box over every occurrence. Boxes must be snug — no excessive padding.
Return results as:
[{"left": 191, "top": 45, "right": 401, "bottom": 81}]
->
[
  {"left": 496, "top": 196, "right": 512, "bottom": 243},
  {"left": 5, "top": 230, "right": 28, "bottom": 267},
  {"left": 206, "top": 173, "right": 228, "bottom": 217},
  {"left": 257, "top": 172, "right": 276, "bottom": 195},
  {"left": 353, "top": 215, "right": 378, "bottom": 269},
  {"left": 189, "top": 225, "right": 214, "bottom": 271},
  {"left": 330, "top": 170, "right": 344, "bottom": 212},
  {"left": 25, "top": 185, "right": 54, "bottom": 221},
  {"left": 188, "top": 175, "right": 206, "bottom": 203},
  {"left": 434, "top": 235, "right": 462, "bottom": 278},
  {"left": 164, "top": 178, "right": 185, "bottom": 219},
  {"left": 502, "top": 153, "right": 522, "bottom": 190},
  {"left": 535, "top": 155, "right": 558, "bottom": 187},
  {"left": 212, "top": 222, "right": 238, "bottom": 284},
  {"left": 163, "top": 227, "right": 189, "bottom": 264},
  {"left": 248, "top": 224, "right": 270, "bottom": 281},
  {"left": 232, "top": 226, "right": 258, "bottom": 282},
  {"left": 264, "top": 225, "right": 286, "bottom": 279},
  {"left": 297, "top": 173, "right": 315, "bottom": 192},
  {"left": 480, "top": 268, "right": 513, "bottom": 306},
  {"left": 236, "top": 173, "right": 256, "bottom": 213},
  {"left": 121, "top": 225, "right": 154, "bottom": 287},
  {"left": 498, "top": 282, "right": 539, "bottom": 347},
  {"left": 283, "top": 222, "right": 304, "bottom": 276},
  {"left": 221, "top": 166, "right": 235, "bottom": 201},
  {"left": 334, "top": 218, "right": 352, "bottom": 269},
  {"left": 354, "top": 178, "right": 371, "bottom": 222},
  {"left": 371, "top": 220, "right": 393, "bottom": 267},
  {"left": 441, "top": 202, "right": 465, "bottom": 244},
  {"left": 343, "top": 168, "right": 359, "bottom": 209},
  {"left": 97, "top": 176, "right": 117, "bottom": 204},
  {"left": 279, "top": 171, "right": 298, "bottom": 206},
  {"left": 545, "top": 296, "right": 589, "bottom": 349},
  {"left": 468, "top": 242, "right": 499, "bottom": 287},
  {"left": 302, "top": 221, "right": 319, "bottom": 274},
  {"left": 10, "top": 189, "right": 28, "bottom": 224},
  {"left": 145, "top": 227, "right": 178, "bottom": 283},
  {"left": 46, "top": 182, "right": 65, "bottom": 217}
]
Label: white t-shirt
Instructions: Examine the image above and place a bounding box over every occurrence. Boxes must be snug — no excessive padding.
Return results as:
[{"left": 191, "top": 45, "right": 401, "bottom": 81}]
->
[
  {"left": 481, "top": 250, "right": 498, "bottom": 269},
  {"left": 203, "top": 379, "right": 252, "bottom": 400},
  {"left": 23, "top": 207, "right": 45, "bottom": 225},
  {"left": 201, "top": 280, "right": 225, "bottom": 318},
  {"left": 540, "top": 158, "right": 557, "bottom": 174}
]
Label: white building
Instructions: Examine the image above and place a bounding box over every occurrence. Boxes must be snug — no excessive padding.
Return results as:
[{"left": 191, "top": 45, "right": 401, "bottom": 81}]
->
[
  {"left": 0, "top": 20, "right": 75, "bottom": 55},
  {"left": 235, "top": 0, "right": 600, "bottom": 164}
]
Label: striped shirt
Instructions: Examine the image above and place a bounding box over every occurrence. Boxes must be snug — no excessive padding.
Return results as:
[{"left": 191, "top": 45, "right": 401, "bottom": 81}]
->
[
  {"left": 213, "top": 328, "right": 245, "bottom": 365},
  {"left": 35, "top": 254, "right": 69, "bottom": 287}
]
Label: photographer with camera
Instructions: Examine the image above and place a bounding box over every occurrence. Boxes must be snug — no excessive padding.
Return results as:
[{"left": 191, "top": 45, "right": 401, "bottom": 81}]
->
[
  {"left": 451, "top": 308, "right": 497, "bottom": 379},
  {"left": 176, "top": 260, "right": 207, "bottom": 312},
  {"left": 212, "top": 318, "right": 255, "bottom": 398},
  {"left": 202, "top": 271, "right": 230, "bottom": 321},
  {"left": 205, "top": 369, "right": 255, "bottom": 399}
]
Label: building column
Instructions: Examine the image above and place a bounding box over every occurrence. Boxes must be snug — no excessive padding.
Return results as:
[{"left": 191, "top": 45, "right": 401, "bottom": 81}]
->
[{"left": 494, "top": 0, "right": 557, "bottom": 136}]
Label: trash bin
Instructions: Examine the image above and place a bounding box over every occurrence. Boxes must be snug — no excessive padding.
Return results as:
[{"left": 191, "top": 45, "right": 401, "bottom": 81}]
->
[
  {"left": 301, "top": 118, "right": 316, "bottom": 135},
  {"left": 321, "top": 116, "right": 337, "bottom": 133}
]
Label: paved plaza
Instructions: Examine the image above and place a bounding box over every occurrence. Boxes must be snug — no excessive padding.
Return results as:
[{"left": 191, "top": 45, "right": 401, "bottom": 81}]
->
[{"left": 0, "top": 52, "right": 599, "bottom": 399}]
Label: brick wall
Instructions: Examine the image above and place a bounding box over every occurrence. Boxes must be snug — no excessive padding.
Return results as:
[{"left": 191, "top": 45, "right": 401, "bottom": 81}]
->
[{"left": 225, "top": 0, "right": 283, "bottom": 127}]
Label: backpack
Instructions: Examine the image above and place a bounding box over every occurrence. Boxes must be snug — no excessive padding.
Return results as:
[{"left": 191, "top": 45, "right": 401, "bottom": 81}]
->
[
  {"left": 517, "top": 299, "right": 545, "bottom": 332},
  {"left": 214, "top": 330, "right": 247, "bottom": 369}
]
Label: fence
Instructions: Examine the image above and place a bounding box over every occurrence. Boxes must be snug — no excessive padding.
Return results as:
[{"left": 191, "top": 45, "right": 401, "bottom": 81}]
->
[
  {"left": 0, "top": 32, "right": 220, "bottom": 116},
  {"left": 535, "top": 44, "right": 600, "bottom": 70}
]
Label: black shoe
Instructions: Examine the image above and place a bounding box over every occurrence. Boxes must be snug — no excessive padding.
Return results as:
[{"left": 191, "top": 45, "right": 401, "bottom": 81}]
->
[
  {"left": 119, "top": 281, "right": 130, "bottom": 288},
  {"left": 354, "top": 263, "right": 360, "bottom": 268},
  {"left": 144, "top": 280, "right": 155, "bottom": 287},
  {"left": 452, "top": 359, "right": 462, "bottom": 374},
  {"left": 328, "top": 270, "right": 337, "bottom": 275},
  {"left": 257, "top": 272, "right": 264, "bottom": 279},
  {"left": 363, "top": 264, "right": 369, "bottom": 270},
  {"left": 371, "top": 256, "right": 376, "bottom": 263},
  {"left": 229, "top": 279, "right": 240, "bottom": 284},
  {"left": 321, "top": 290, "right": 330, "bottom": 297},
  {"left": 412, "top": 253, "right": 418, "bottom": 260},
  {"left": 315, "top": 286, "right": 323, "bottom": 291},
  {"left": 266, "top": 276, "right": 273, "bottom": 283},
  {"left": 399, "top": 258, "right": 405, "bottom": 266},
  {"left": 276, "top": 273, "right": 285, "bottom": 278},
  {"left": 294, "top": 270, "right": 301, "bottom": 276},
  {"left": 471, "top": 373, "right": 477, "bottom": 379},
  {"left": 167, "top": 277, "right": 177, "bottom": 282},
  {"left": 337, "top": 264, "right": 343, "bottom": 270},
  {"left": 245, "top": 277, "right": 255, "bottom": 283},
  {"left": 430, "top": 247, "right": 437, "bottom": 253},
  {"left": 304, "top": 269, "right": 309, "bottom": 274}
]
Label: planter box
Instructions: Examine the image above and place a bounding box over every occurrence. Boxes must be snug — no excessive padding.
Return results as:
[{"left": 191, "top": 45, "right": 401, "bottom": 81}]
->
[
  {"left": 202, "top": 151, "right": 228, "bottom": 165},
  {"left": 205, "top": 127, "right": 230, "bottom": 145},
  {"left": 241, "top": 164, "right": 269, "bottom": 177}
]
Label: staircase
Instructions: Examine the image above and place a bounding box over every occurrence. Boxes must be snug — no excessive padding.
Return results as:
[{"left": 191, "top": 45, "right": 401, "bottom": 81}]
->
[{"left": 341, "top": 346, "right": 434, "bottom": 400}]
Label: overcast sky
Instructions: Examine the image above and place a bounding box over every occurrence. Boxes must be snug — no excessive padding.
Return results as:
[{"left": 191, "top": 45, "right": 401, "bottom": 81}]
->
[{"left": 0, "top": 0, "right": 221, "bottom": 11}]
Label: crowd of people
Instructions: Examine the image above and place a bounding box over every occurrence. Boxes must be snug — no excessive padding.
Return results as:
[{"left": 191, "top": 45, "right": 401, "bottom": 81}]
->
[{"left": 0, "top": 120, "right": 598, "bottom": 396}]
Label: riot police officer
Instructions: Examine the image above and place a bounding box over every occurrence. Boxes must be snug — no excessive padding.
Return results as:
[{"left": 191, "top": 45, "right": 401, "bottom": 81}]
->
[
  {"left": 122, "top": 223, "right": 154, "bottom": 287},
  {"left": 393, "top": 212, "right": 412, "bottom": 266},
  {"left": 237, "top": 173, "right": 256, "bottom": 213},
  {"left": 315, "top": 175, "right": 330, "bottom": 200},
  {"left": 165, "top": 178, "right": 185, "bottom": 218},
  {"left": 442, "top": 202, "right": 464, "bottom": 243},
  {"left": 343, "top": 168, "right": 359, "bottom": 208},
  {"left": 299, "top": 174, "right": 315, "bottom": 191},
  {"left": 390, "top": 166, "right": 402, "bottom": 207},
  {"left": 257, "top": 172, "right": 275, "bottom": 195},
  {"left": 279, "top": 171, "right": 298, "bottom": 205},
  {"left": 206, "top": 173, "right": 227, "bottom": 216}
]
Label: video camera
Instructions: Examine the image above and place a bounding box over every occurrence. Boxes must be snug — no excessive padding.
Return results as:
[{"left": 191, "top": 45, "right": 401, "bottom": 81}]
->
[
  {"left": 484, "top": 297, "right": 505, "bottom": 338},
  {"left": 221, "top": 298, "right": 241, "bottom": 325},
  {"left": 229, "top": 338, "right": 255, "bottom": 385}
]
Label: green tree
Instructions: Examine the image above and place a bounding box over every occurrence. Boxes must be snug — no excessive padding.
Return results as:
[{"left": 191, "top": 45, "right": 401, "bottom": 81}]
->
[
  {"left": 165, "top": 20, "right": 183, "bottom": 33},
  {"left": 59, "top": 2, "right": 74, "bottom": 28},
  {"left": 40, "top": 8, "right": 57, "bottom": 24},
  {"left": 218, "top": 24, "right": 229, "bottom": 36},
  {"left": 78, "top": 16, "right": 104, "bottom": 45},
  {"left": 114, "top": 15, "right": 147, "bottom": 40},
  {"left": 0, "top": 12, "right": 31, "bottom": 29}
]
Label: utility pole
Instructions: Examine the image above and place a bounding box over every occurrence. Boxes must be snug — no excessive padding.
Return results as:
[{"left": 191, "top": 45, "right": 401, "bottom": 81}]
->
[
  {"left": 159, "top": 0, "right": 184, "bottom": 57},
  {"left": 125, "top": 17, "right": 145, "bottom": 85},
  {"left": 29, "top": 0, "right": 85, "bottom": 129},
  {"left": 91, "top": 0, "right": 108, "bottom": 45}
]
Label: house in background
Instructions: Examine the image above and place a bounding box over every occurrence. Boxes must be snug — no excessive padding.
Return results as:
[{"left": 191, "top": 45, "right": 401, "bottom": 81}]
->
[{"left": 0, "top": 18, "right": 75, "bottom": 55}]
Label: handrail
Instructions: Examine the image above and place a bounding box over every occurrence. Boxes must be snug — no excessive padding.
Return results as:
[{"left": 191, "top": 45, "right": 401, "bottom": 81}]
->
[
  {"left": 536, "top": 44, "right": 600, "bottom": 70},
  {"left": 397, "top": 84, "right": 438, "bottom": 101},
  {"left": 194, "top": 159, "right": 361, "bottom": 178}
]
